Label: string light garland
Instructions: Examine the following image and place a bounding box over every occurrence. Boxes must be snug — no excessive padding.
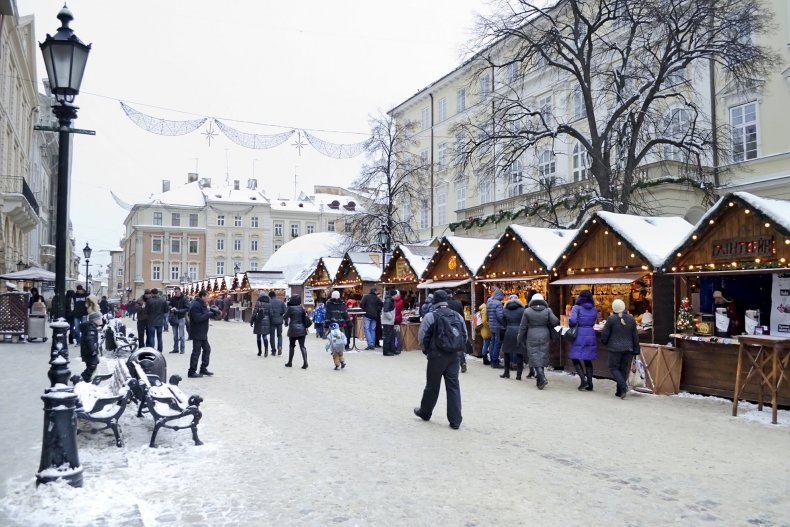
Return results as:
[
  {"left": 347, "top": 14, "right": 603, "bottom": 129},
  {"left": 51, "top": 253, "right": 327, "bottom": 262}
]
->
[{"left": 121, "top": 101, "right": 206, "bottom": 136}]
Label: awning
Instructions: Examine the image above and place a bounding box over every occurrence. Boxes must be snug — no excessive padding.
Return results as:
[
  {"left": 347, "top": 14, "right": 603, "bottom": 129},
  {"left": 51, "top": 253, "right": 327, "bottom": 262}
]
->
[
  {"left": 331, "top": 283, "right": 359, "bottom": 289},
  {"left": 476, "top": 276, "right": 546, "bottom": 283},
  {"left": 551, "top": 271, "right": 647, "bottom": 285},
  {"left": 417, "top": 278, "right": 471, "bottom": 289}
]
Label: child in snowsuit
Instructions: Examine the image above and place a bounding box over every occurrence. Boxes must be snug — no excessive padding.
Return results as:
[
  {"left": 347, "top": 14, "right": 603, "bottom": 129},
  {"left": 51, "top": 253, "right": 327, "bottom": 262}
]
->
[
  {"left": 80, "top": 311, "right": 103, "bottom": 382},
  {"left": 325, "top": 322, "right": 348, "bottom": 370},
  {"left": 313, "top": 302, "right": 326, "bottom": 338}
]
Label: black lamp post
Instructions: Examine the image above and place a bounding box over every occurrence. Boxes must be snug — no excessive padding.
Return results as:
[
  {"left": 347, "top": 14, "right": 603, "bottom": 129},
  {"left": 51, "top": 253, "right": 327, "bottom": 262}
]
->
[
  {"left": 36, "top": 5, "right": 91, "bottom": 488},
  {"left": 83, "top": 243, "right": 91, "bottom": 293},
  {"left": 234, "top": 262, "right": 241, "bottom": 274},
  {"left": 16, "top": 259, "right": 25, "bottom": 271},
  {"left": 377, "top": 223, "right": 390, "bottom": 276}
]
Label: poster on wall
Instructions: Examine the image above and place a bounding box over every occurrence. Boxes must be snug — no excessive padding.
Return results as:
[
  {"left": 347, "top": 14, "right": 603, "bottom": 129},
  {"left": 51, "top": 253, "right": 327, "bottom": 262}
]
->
[
  {"left": 771, "top": 273, "right": 790, "bottom": 336},
  {"left": 303, "top": 285, "right": 315, "bottom": 306}
]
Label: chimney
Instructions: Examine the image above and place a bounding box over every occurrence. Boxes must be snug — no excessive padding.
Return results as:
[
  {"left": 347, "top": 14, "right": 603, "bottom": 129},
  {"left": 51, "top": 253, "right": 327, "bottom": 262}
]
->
[
  {"left": 247, "top": 179, "right": 257, "bottom": 190},
  {"left": 233, "top": 180, "right": 240, "bottom": 191},
  {"left": 199, "top": 177, "right": 211, "bottom": 188},
  {"left": 187, "top": 172, "right": 198, "bottom": 184},
  {"left": 162, "top": 180, "right": 170, "bottom": 192}
]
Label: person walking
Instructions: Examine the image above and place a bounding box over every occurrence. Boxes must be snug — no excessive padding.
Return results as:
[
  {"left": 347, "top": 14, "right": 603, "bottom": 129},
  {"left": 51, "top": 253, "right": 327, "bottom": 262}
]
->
[
  {"left": 381, "top": 289, "right": 396, "bottom": 356},
  {"left": 413, "top": 290, "right": 466, "bottom": 430},
  {"left": 500, "top": 294, "right": 527, "bottom": 380},
  {"left": 568, "top": 289, "right": 598, "bottom": 391},
  {"left": 325, "top": 290, "right": 352, "bottom": 350},
  {"left": 517, "top": 293, "right": 559, "bottom": 390},
  {"left": 71, "top": 284, "right": 88, "bottom": 345},
  {"left": 325, "top": 322, "right": 348, "bottom": 370},
  {"left": 446, "top": 292, "right": 468, "bottom": 373},
  {"left": 283, "top": 294, "right": 311, "bottom": 369},
  {"left": 135, "top": 290, "right": 150, "bottom": 346},
  {"left": 312, "top": 302, "right": 326, "bottom": 338},
  {"left": 268, "top": 291, "right": 286, "bottom": 355},
  {"left": 168, "top": 286, "right": 190, "bottom": 354},
  {"left": 188, "top": 289, "right": 215, "bottom": 378},
  {"left": 419, "top": 293, "right": 434, "bottom": 319},
  {"left": 64, "top": 290, "right": 75, "bottom": 342},
  {"left": 79, "top": 311, "right": 103, "bottom": 382},
  {"left": 127, "top": 299, "right": 137, "bottom": 320},
  {"left": 486, "top": 288, "right": 506, "bottom": 369},
  {"left": 359, "top": 287, "right": 382, "bottom": 350},
  {"left": 478, "top": 300, "right": 491, "bottom": 365},
  {"left": 601, "top": 299, "right": 641, "bottom": 399},
  {"left": 251, "top": 293, "right": 273, "bottom": 357},
  {"left": 145, "top": 288, "right": 169, "bottom": 352},
  {"left": 99, "top": 295, "right": 109, "bottom": 315}
]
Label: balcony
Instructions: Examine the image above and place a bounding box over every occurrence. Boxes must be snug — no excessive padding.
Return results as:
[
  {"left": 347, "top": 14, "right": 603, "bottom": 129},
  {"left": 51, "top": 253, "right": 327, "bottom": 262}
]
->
[
  {"left": 0, "top": 176, "right": 40, "bottom": 233},
  {"left": 40, "top": 244, "right": 56, "bottom": 264}
]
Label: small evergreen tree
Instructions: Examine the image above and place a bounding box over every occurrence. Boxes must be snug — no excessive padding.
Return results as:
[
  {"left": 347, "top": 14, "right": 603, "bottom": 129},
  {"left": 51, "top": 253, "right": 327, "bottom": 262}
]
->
[{"left": 676, "top": 298, "right": 695, "bottom": 333}]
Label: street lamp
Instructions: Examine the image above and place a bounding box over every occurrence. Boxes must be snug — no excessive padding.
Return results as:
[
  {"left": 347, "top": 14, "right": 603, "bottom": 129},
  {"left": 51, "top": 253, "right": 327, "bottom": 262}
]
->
[
  {"left": 83, "top": 242, "right": 91, "bottom": 293},
  {"left": 36, "top": 5, "right": 91, "bottom": 489},
  {"left": 377, "top": 223, "right": 390, "bottom": 275},
  {"left": 234, "top": 262, "right": 241, "bottom": 274}
]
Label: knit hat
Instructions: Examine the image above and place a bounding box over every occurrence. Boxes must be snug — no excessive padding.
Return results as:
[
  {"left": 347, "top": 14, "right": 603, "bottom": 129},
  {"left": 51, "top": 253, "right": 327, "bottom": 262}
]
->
[
  {"left": 329, "top": 322, "right": 339, "bottom": 330},
  {"left": 370, "top": 287, "right": 377, "bottom": 294},
  {"left": 88, "top": 312, "right": 102, "bottom": 323},
  {"left": 508, "top": 294, "right": 519, "bottom": 301},
  {"left": 612, "top": 299, "right": 626, "bottom": 313},
  {"left": 579, "top": 289, "right": 593, "bottom": 298},
  {"left": 388, "top": 289, "right": 398, "bottom": 297},
  {"left": 433, "top": 289, "right": 448, "bottom": 303},
  {"left": 531, "top": 293, "right": 544, "bottom": 302},
  {"left": 331, "top": 290, "right": 340, "bottom": 299},
  {"left": 427, "top": 293, "right": 433, "bottom": 301}
]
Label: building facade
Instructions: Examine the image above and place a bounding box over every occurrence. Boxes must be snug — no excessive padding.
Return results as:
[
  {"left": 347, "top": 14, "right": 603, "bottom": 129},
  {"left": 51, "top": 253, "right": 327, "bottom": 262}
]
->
[{"left": 108, "top": 249, "right": 124, "bottom": 299}]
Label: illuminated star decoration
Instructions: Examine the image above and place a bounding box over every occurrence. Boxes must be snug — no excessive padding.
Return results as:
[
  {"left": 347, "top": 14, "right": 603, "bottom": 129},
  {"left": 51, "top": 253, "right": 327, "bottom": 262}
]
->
[
  {"left": 292, "top": 130, "right": 307, "bottom": 156},
  {"left": 202, "top": 121, "right": 218, "bottom": 146}
]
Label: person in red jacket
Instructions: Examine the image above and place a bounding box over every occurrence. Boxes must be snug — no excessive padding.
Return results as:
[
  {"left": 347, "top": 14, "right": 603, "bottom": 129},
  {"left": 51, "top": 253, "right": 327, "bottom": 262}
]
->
[{"left": 394, "top": 290, "right": 404, "bottom": 325}]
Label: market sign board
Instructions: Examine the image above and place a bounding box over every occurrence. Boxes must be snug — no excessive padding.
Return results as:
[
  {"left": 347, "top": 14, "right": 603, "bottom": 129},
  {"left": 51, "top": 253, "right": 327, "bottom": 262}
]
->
[{"left": 712, "top": 236, "right": 774, "bottom": 260}]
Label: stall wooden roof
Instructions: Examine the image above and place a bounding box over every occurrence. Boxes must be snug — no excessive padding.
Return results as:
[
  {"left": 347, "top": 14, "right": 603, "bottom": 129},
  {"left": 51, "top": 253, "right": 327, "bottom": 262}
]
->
[
  {"left": 334, "top": 252, "right": 381, "bottom": 287},
  {"left": 381, "top": 244, "right": 437, "bottom": 284},
  {"left": 420, "top": 236, "right": 497, "bottom": 284},
  {"left": 232, "top": 272, "right": 250, "bottom": 291},
  {"left": 289, "top": 260, "right": 320, "bottom": 286},
  {"left": 664, "top": 192, "right": 790, "bottom": 273},
  {"left": 308, "top": 257, "right": 343, "bottom": 287},
  {"left": 478, "top": 225, "right": 577, "bottom": 281},
  {"left": 246, "top": 270, "right": 287, "bottom": 291}
]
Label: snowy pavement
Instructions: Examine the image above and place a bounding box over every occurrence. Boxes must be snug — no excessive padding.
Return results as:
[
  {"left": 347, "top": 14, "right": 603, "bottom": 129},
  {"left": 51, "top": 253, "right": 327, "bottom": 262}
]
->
[{"left": 1, "top": 319, "right": 789, "bottom": 526}]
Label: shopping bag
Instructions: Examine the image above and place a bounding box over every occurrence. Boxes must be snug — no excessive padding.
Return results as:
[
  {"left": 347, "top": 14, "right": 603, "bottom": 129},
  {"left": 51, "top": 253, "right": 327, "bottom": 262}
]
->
[
  {"left": 628, "top": 355, "right": 646, "bottom": 388},
  {"left": 473, "top": 311, "right": 483, "bottom": 328}
]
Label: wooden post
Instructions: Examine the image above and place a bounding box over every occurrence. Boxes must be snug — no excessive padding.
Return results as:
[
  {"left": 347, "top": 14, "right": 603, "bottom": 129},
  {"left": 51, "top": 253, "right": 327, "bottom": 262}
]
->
[{"left": 732, "top": 341, "right": 744, "bottom": 417}]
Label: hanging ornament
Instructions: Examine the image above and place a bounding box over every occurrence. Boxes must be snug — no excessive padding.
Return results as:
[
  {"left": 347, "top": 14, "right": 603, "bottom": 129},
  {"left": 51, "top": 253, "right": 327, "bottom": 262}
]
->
[
  {"left": 303, "top": 130, "right": 372, "bottom": 159},
  {"left": 214, "top": 119, "right": 294, "bottom": 150},
  {"left": 120, "top": 101, "right": 207, "bottom": 136},
  {"left": 201, "top": 121, "right": 218, "bottom": 146},
  {"left": 292, "top": 130, "right": 307, "bottom": 156}
]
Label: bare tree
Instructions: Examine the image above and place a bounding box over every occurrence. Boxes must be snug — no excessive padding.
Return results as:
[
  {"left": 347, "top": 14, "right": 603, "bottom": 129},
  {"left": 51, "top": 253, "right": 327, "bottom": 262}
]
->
[
  {"left": 350, "top": 111, "right": 429, "bottom": 250},
  {"left": 454, "top": 0, "right": 775, "bottom": 226}
]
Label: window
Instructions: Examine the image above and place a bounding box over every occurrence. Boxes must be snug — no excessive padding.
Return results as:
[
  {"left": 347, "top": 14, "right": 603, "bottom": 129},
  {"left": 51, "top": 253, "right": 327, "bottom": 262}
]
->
[
  {"left": 152, "top": 237, "right": 162, "bottom": 253},
  {"left": 171, "top": 238, "right": 181, "bottom": 254},
  {"left": 421, "top": 149, "right": 429, "bottom": 171},
  {"left": 170, "top": 265, "right": 180, "bottom": 281},
  {"left": 420, "top": 199, "right": 429, "bottom": 230},
  {"left": 456, "top": 88, "right": 466, "bottom": 113},
  {"left": 250, "top": 216, "right": 258, "bottom": 228},
  {"left": 455, "top": 133, "right": 466, "bottom": 165},
  {"left": 116, "top": 268, "right": 123, "bottom": 277},
  {"left": 216, "top": 237, "right": 224, "bottom": 251},
  {"left": 539, "top": 94, "right": 553, "bottom": 127},
  {"left": 480, "top": 74, "right": 490, "bottom": 100},
  {"left": 189, "top": 213, "right": 198, "bottom": 227},
  {"left": 233, "top": 237, "right": 242, "bottom": 251},
  {"left": 217, "top": 214, "right": 225, "bottom": 226},
  {"left": 572, "top": 142, "right": 591, "bottom": 181},
  {"left": 274, "top": 222, "right": 283, "bottom": 237},
  {"left": 151, "top": 264, "right": 161, "bottom": 281},
  {"left": 478, "top": 124, "right": 493, "bottom": 157},
  {"left": 188, "top": 238, "right": 199, "bottom": 254},
  {"left": 664, "top": 108, "right": 691, "bottom": 161},
  {"left": 233, "top": 261, "right": 242, "bottom": 273},
  {"left": 507, "top": 61, "right": 518, "bottom": 82},
  {"left": 234, "top": 215, "right": 242, "bottom": 227},
  {"left": 437, "top": 97, "right": 447, "bottom": 122},
  {"left": 274, "top": 244, "right": 281, "bottom": 252},
  {"left": 538, "top": 150, "right": 556, "bottom": 183},
  {"left": 216, "top": 260, "right": 224, "bottom": 275},
  {"left": 437, "top": 188, "right": 447, "bottom": 225},
  {"left": 153, "top": 212, "right": 162, "bottom": 226},
  {"left": 571, "top": 87, "right": 584, "bottom": 121},
  {"left": 327, "top": 221, "right": 335, "bottom": 232},
  {"left": 171, "top": 212, "right": 180, "bottom": 226},
  {"left": 479, "top": 180, "right": 492, "bottom": 204},
  {"left": 306, "top": 224, "right": 315, "bottom": 234},
  {"left": 188, "top": 264, "right": 198, "bottom": 280},
  {"left": 249, "top": 261, "right": 258, "bottom": 271},
  {"left": 666, "top": 67, "right": 688, "bottom": 87},
  {"left": 250, "top": 239, "right": 258, "bottom": 251},
  {"left": 730, "top": 102, "right": 758, "bottom": 162},
  {"left": 508, "top": 160, "right": 524, "bottom": 197},
  {"left": 456, "top": 184, "right": 467, "bottom": 210},
  {"left": 344, "top": 221, "right": 352, "bottom": 233},
  {"left": 437, "top": 142, "right": 447, "bottom": 170},
  {"left": 290, "top": 223, "right": 299, "bottom": 238},
  {"left": 421, "top": 107, "right": 430, "bottom": 130}
]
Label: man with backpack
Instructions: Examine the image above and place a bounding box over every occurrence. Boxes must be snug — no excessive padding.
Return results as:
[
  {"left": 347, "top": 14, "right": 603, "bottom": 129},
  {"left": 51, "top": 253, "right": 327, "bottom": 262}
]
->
[{"left": 413, "top": 289, "right": 466, "bottom": 430}]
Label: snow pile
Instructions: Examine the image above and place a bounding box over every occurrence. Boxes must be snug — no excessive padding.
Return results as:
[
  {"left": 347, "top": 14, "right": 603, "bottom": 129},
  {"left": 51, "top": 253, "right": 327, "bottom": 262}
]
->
[
  {"left": 676, "top": 392, "right": 790, "bottom": 426},
  {"left": 509, "top": 225, "right": 578, "bottom": 268},
  {"left": 596, "top": 212, "right": 693, "bottom": 267},
  {"left": 444, "top": 236, "right": 498, "bottom": 274}
]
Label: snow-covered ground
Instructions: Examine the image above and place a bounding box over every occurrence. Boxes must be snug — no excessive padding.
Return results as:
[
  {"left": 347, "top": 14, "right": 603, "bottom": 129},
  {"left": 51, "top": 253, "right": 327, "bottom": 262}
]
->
[{"left": 1, "top": 322, "right": 789, "bottom": 526}]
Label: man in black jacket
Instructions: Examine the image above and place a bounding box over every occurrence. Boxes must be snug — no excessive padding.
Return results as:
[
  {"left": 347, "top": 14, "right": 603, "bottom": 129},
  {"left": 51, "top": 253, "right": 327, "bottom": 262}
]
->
[
  {"left": 188, "top": 289, "right": 215, "bottom": 378},
  {"left": 268, "top": 290, "right": 287, "bottom": 355},
  {"left": 145, "top": 288, "right": 169, "bottom": 352},
  {"left": 359, "top": 287, "right": 382, "bottom": 350},
  {"left": 168, "top": 286, "right": 190, "bottom": 354},
  {"left": 413, "top": 290, "right": 465, "bottom": 430},
  {"left": 80, "top": 312, "right": 103, "bottom": 382},
  {"left": 72, "top": 285, "right": 88, "bottom": 345},
  {"left": 446, "top": 291, "right": 468, "bottom": 373}
]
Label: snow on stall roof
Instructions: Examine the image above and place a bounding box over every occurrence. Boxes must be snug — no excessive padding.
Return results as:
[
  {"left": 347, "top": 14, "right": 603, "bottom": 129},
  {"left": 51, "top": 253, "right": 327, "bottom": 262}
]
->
[
  {"left": 596, "top": 211, "right": 693, "bottom": 267},
  {"left": 263, "top": 232, "right": 351, "bottom": 283},
  {"left": 355, "top": 263, "right": 383, "bottom": 282},
  {"left": 735, "top": 192, "right": 790, "bottom": 232},
  {"left": 509, "top": 225, "right": 578, "bottom": 268},
  {"left": 445, "top": 236, "right": 498, "bottom": 274},
  {"left": 321, "top": 257, "right": 344, "bottom": 280},
  {"left": 246, "top": 271, "right": 287, "bottom": 290},
  {"left": 289, "top": 260, "right": 320, "bottom": 286},
  {"left": 398, "top": 244, "right": 437, "bottom": 277}
]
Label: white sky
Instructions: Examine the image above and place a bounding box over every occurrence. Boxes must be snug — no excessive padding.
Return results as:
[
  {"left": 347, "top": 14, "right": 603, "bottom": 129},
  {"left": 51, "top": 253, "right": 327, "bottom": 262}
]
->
[{"left": 18, "top": 0, "right": 486, "bottom": 272}]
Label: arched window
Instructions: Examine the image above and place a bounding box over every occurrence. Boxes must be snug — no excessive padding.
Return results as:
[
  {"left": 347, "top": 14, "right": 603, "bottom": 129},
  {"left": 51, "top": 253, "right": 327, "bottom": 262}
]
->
[
  {"left": 508, "top": 159, "right": 524, "bottom": 197},
  {"left": 572, "top": 142, "right": 591, "bottom": 182},
  {"left": 538, "top": 150, "right": 556, "bottom": 183}
]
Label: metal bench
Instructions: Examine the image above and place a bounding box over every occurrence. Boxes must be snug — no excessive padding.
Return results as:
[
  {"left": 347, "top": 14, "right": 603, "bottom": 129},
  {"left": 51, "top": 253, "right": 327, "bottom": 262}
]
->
[{"left": 70, "top": 360, "right": 132, "bottom": 447}]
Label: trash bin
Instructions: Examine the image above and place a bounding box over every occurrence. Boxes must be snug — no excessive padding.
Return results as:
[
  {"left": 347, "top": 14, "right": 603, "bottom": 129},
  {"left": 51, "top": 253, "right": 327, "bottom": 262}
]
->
[
  {"left": 639, "top": 344, "right": 683, "bottom": 395},
  {"left": 128, "top": 348, "right": 167, "bottom": 382}
]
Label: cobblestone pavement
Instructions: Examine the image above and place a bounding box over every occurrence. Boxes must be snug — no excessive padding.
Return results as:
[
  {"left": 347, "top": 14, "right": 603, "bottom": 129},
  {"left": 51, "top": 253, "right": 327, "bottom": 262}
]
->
[{"left": 1, "top": 320, "right": 789, "bottom": 526}]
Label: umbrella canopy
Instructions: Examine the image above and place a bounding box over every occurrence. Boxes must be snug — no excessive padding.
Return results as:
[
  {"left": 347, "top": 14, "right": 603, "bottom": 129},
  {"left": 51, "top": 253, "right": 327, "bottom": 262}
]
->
[{"left": 0, "top": 268, "right": 58, "bottom": 281}]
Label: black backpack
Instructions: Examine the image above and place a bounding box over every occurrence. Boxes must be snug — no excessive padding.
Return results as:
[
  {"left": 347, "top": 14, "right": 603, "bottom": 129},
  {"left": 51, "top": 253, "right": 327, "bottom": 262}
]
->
[{"left": 432, "top": 307, "right": 466, "bottom": 354}]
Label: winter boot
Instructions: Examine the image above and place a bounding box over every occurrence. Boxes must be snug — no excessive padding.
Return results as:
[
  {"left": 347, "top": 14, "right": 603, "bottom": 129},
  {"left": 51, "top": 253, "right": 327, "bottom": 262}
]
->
[
  {"left": 300, "top": 348, "right": 308, "bottom": 369},
  {"left": 483, "top": 356, "right": 491, "bottom": 366},
  {"left": 526, "top": 367, "right": 536, "bottom": 378},
  {"left": 500, "top": 370, "right": 510, "bottom": 378},
  {"left": 536, "top": 368, "right": 548, "bottom": 390},
  {"left": 585, "top": 363, "right": 594, "bottom": 391},
  {"left": 285, "top": 348, "right": 295, "bottom": 367},
  {"left": 573, "top": 361, "right": 588, "bottom": 391},
  {"left": 264, "top": 347, "right": 269, "bottom": 358}
]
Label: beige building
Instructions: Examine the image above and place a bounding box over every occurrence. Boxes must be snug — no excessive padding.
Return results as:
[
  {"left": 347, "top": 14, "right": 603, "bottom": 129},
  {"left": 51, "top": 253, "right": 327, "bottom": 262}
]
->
[
  {"left": 108, "top": 249, "right": 124, "bottom": 299},
  {"left": 390, "top": 0, "right": 790, "bottom": 239}
]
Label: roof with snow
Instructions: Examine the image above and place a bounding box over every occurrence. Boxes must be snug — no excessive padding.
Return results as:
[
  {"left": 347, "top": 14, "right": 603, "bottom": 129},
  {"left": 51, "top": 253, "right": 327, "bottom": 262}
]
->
[
  {"left": 289, "top": 260, "right": 320, "bottom": 286},
  {"left": 321, "top": 257, "right": 344, "bottom": 280},
  {"left": 445, "top": 236, "right": 499, "bottom": 275},
  {"left": 145, "top": 181, "right": 207, "bottom": 208},
  {"left": 595, "top": 211, "right": 693, "bottom": 267},
  {"left": 734, "top": 192, "right": 790, "bottom": 232},
  {"left": 262, "top": 232, "right": 351, "bottom": 283},
  {"left": 508, "top": 225, "right": 579, "bottom": 268},
  {"left": 269, "top": 191, "right": 364, "bottom": 215},
  {"left": 246, "top": 271, "right": 287, "bottom": 291},
  {"left": 335, "top": 252, "right": 383, "bottom": 283}
]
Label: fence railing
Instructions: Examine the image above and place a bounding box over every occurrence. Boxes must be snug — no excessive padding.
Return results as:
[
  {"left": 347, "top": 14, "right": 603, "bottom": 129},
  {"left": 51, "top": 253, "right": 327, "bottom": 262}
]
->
[{"left": 0, "top": 175, "right": 40, "bottom": 215}]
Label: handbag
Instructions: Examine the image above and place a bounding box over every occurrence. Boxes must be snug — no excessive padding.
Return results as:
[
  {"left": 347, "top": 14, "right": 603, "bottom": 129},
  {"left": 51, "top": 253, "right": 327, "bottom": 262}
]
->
[
  {"left": 167, "top": 312, "right": 178, "bottom": 326},
  {"left": 564, "top": 325, "right": 578, "bottom": 342},
  {"left": 473, "top": 311, "right": 483, "bottom": 328},
  {"left": 628, "top": 355, "right": 646, "bottom": 388},
  {"left": 303, "top": 310, "right": 313, "bottom": 329}
]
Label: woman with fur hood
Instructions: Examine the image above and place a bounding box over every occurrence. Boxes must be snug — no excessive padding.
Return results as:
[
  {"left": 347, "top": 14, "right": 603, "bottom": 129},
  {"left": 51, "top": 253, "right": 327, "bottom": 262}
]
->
[
  {"left": 251, "top": 293, "right": 272, "bottom": 357},
  {"left": 499, "top": 294, "right": 528, "bottom": 380}
]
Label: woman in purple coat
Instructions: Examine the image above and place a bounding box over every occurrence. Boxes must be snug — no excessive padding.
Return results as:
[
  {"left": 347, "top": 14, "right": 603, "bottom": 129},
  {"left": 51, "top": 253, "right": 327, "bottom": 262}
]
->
[{"left": 569, "top": 289, "right": 598, "bottom": 391}]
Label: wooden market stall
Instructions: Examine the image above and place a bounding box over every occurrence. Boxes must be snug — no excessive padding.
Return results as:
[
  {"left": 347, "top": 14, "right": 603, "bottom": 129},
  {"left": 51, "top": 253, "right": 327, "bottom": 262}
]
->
[
  {"left": 418, "top": 235, "right": 497, "bottom": 350},
  {"left": 476, "top": 225, "right": 577, "bottom": 361},
  {"left": 309, "top": 257, "right": 343, "bottom": 303},
  {"left": 245, "top": 270, "right": 287, "bottom": 302},
  {"left": 663, "top": 192, "right": 790, "bottom": 406},
  {"left": 289, "top": 260, "right": 320, "bottom": 307},
  {"left": 550, "top": 211, "right": 693, "bottom": 377},
  {"left": 231, "top": 272, "right": 252, "bottom": 322},
  {"left": 380, "top": 244, "right": 438, "bottom": 351},
  {"left": 333, "top": 252, "right": 383, "bottom": 342}
]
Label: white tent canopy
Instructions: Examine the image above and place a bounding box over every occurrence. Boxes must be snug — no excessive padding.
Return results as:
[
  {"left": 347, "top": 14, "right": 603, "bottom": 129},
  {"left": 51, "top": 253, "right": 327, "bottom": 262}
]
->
[{"left": 0, "top": 268, "right": 58, "bottom": 281}]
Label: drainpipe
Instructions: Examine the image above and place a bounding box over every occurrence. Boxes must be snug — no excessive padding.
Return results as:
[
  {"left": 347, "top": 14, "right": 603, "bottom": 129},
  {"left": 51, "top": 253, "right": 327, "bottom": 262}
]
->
[
  {"left": 490, "top": 62, "right": 496, "bottom": 204},
  {"left": 709, "top": 58, "right": 719, "bottom": 188},
  {"left": 429, "top": 93, "right": 435, "bottom": 238}
]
